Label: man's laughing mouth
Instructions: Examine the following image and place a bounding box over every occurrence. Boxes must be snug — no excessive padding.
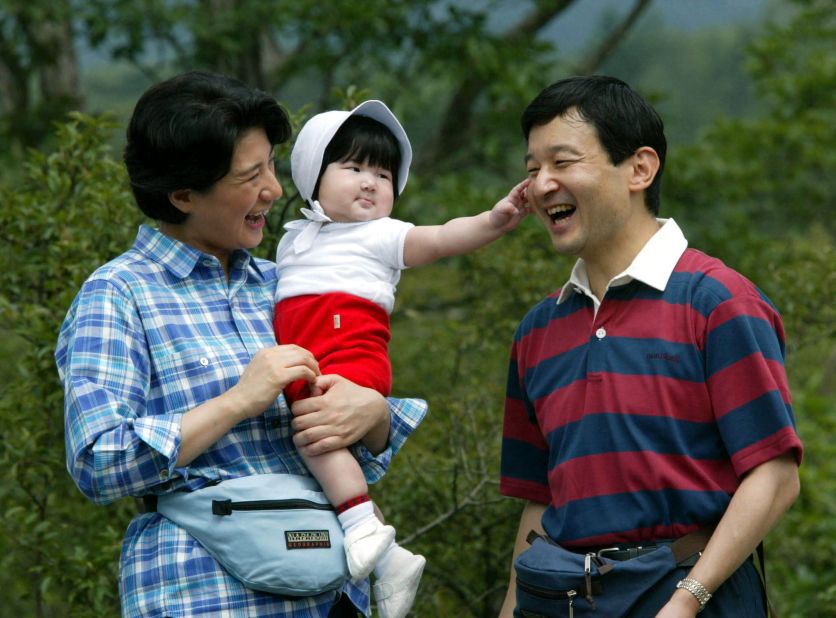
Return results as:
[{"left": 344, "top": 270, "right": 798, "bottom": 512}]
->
[{"left": 546, "top": 204, "right": 575, "bottom": 223}]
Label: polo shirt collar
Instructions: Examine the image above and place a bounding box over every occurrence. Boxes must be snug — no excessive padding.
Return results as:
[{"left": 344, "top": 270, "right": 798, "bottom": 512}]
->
[{"left": 556, "top": 218, "right": 688, "bottom": 304}]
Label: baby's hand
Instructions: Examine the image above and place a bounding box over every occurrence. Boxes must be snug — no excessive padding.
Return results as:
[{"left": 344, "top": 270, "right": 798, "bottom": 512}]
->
[{"left": 489, "top": 178, "right": 531, "bottom": 231}]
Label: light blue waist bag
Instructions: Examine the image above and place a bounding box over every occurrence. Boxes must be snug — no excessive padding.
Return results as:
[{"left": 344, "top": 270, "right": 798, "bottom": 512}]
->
[{"left": 156, "top": 473, "right": 349, "bottom": 597}]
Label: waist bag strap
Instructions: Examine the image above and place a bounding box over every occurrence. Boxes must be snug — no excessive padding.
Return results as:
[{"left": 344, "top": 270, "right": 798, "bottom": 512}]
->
[{"left": 670, "top": 524, "right": 715, "bottom": 564}]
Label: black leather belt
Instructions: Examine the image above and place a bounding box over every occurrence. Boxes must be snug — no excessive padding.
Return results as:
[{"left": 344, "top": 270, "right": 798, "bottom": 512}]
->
[
  {"left": 572, "top": 542, "right": 671, "bottom": 560},
  {"left": 573, "top": 531, "right": 710, "bottom": 568},
  {"left": 594, "top": 544, "right": 669, "bottom": 561}
]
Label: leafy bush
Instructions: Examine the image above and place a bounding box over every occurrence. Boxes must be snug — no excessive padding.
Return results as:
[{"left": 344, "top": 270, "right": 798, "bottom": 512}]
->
[
  {"left": 0, "top": 113, "right": 141, "bottom": 616},
  {"left": 0, "top": 3, "right": 832, "bottom": 615}
]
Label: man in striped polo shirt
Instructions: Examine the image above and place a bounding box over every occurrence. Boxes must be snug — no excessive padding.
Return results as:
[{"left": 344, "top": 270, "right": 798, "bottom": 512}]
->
[{"left": 499, "top": 76, "right": 802, "bottom": 617}]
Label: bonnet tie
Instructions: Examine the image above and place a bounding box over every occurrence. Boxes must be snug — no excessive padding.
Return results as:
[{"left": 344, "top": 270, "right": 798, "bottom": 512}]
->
[{"left": 288, "top": 201, "right": 332, "bottom": 253}]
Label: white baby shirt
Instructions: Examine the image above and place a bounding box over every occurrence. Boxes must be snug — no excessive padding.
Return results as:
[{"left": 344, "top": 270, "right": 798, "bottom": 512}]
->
[{"left": 274, "top": 217, "right": 414, "bottom": 315}]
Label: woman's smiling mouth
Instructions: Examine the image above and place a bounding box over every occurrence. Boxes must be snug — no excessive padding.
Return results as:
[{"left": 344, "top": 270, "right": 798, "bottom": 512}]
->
[{"left": 245, "top": 210, "right": 269, "bottom": 224}]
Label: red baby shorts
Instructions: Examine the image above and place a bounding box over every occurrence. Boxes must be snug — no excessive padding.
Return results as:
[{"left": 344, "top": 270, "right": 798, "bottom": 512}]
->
[{"left": 273, "top": 292, "right": 392, "bottom": 403}]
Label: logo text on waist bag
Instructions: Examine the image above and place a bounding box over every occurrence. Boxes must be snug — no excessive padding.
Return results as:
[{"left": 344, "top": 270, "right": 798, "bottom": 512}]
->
[{"left": 285, "top": 530, "right": 332, "bottom": 549}]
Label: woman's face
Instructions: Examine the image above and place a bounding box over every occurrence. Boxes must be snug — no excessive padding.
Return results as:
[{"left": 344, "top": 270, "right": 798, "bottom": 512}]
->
[{"left": 165, "top": 127, "right": 282, "bottom": 270}]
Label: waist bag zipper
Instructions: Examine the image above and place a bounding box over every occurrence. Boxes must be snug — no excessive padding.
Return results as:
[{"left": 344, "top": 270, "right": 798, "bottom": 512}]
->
[
  {"left": 516, "top": 581, "right": 577, "bottom": 617},
  {"left": 212, "top": 498, "right": 334, "bottom": 516}
]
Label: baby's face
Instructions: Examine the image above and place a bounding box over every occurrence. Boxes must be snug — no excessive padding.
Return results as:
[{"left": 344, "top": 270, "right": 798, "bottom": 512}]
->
[{"left": 317, "top": 159, "right": 395, "bottom": 222}]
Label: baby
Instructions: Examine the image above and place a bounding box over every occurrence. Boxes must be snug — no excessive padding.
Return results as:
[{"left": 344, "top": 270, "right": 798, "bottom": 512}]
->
[{"left": 274, "top": 100, "right": 528, "bottom": 617}]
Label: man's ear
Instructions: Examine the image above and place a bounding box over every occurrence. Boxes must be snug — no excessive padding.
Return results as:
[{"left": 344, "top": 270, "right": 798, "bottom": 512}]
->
[
  {"left": 627, "top": 147, "right": 660, "bottom": 192},
  {"left": 168, "top": 189, "right": 194, "bottom": 215}
]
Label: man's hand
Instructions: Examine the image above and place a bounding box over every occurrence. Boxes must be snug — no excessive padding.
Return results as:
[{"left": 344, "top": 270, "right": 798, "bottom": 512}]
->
[{"left": 654, "top": 589, "right": 701, "bottom": 618}]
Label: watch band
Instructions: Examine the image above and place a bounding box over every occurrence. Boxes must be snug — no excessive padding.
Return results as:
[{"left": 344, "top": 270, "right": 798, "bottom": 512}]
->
[{"left": 676, "top": 577, "right": 712, "bottom": 612}]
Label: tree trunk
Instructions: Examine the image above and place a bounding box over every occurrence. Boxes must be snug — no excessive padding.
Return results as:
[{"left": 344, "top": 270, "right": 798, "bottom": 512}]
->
[
  {"left": 196, "top": 0, "right": 266, "bottom": 88},
  {"left": 2, "top": 3, "right": 82, "bottom": 146},
  {"left": 0, "top": 39, "right": 29, "bottom": 117},
  {"left": 33, "top": 18, "right": 81, "bottom": 109}
]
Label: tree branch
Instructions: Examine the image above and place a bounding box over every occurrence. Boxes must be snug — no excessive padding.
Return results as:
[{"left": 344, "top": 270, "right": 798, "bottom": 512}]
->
[
  {"left": 507, "top": 0, "right": 579, "bottom": 39},
  {"left": 573, "top": 0, "right": 653, "bottom": 75},
  {"left": 398, "top": 476, "right": 499, "bottom": 545},
  {"left": 414, "top": 0, "right": 580, "bottom": 173}
]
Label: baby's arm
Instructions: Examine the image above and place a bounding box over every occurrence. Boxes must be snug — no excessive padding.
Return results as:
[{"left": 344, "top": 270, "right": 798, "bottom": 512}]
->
[{"left": 403, "top": 179, "right": 529, "bottom": 267}]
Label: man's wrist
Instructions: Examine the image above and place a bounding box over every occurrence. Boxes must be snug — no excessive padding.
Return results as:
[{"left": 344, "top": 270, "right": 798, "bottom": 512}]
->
[{"left": 676, "top": 578, "right": 712, "bottom": 613}]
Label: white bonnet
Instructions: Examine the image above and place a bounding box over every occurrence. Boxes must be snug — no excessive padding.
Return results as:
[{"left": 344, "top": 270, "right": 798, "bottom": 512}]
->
[{"left": 290, "top": 100, "right": 412, "bottom": 204}]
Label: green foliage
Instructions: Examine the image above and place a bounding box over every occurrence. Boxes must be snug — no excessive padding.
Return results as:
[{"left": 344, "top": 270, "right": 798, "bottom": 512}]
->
[
  {"left": 0, "top": 113, "right": 141, "bottom": 616},
  {"left": 664, "top": 0, "right": 835, "bottom": 237},
  {"left": 384, "top": 217, "right": 568, "bottom": 615},
  {"left": 0, "top": 1, "right": 833, "bottom": 616},
  {"left": 598, "top": 13, "right": 765, "bottom": 145},
  {"left": 385, "top": 2, "right": 836, "bottom": 615},
  {"left": 659, "top": 3, "right": 836, "bottom": 615}
]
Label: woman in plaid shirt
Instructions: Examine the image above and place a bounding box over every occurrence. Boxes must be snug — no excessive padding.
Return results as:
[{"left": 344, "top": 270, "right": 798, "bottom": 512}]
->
[{"left": 55, "top": 71, "right": 427, "bottom": 618}]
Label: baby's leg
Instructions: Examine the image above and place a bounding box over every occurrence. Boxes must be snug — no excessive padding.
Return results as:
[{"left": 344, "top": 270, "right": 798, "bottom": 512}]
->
[
  {"left": 302, "top": 448, "right": 395, "bottom": 580},
  {"left": 302, "top": 447, "right": 366, "bottom": 507}
]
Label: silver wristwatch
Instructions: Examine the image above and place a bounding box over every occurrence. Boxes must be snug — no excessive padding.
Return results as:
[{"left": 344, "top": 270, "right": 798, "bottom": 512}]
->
[{"left": 676, "top": 578, "right": 712, "bottom": 612}]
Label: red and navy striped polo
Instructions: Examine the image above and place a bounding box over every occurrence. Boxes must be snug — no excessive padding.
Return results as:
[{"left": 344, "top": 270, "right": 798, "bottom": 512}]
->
[{"left": 500, "top": 247, "right": 803, "bottom": 548}]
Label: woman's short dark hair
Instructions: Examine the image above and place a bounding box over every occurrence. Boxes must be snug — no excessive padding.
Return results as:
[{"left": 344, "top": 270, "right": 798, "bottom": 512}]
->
[
  {"left": 313, "top": 115, "right": 403, "bottom": 201},
  {"left": 521, "top": 75, "right": 667, "bottom": 216},
  {"left": 124, "top": 70, "right": 291, "bottom": 223}
]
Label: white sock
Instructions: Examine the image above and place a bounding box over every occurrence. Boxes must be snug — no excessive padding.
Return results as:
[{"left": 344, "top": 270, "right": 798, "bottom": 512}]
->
[{"left": 337, "top": 501, "right": 376, "bottom": 535}]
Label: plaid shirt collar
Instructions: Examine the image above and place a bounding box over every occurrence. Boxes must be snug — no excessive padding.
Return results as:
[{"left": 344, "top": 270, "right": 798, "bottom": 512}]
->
[{"left": 134, "top": 224, "right": 268, "bottom": 282}]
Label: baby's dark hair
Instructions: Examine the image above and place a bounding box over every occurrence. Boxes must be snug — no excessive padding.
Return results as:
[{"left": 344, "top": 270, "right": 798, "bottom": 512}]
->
[{"left": 313, "top": 115, "right": 403, "bottom": 200}]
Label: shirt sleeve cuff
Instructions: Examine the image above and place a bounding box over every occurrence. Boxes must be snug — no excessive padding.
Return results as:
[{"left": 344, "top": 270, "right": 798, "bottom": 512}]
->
[
  {"left": 132, "top": 414, "right": 182, "bottom": 477},
  {"left": 355, "top": 397, "right": 428, "bottom": 483}
]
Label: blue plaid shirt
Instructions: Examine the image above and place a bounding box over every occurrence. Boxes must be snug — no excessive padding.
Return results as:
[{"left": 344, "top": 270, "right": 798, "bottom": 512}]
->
[{"left": 56, "top": 225, "right": 427, "bottom": 617}]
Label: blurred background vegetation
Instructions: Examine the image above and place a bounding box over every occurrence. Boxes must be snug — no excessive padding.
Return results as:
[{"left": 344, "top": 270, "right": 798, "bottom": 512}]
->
[{"left": 0, "top": 0, "right": 833, "bottom": 616}]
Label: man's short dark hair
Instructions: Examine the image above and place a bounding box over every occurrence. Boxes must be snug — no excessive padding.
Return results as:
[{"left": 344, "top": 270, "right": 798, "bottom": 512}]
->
[
  {"left": 124, "top": 70, "right": 291, "bottom": 223},
  {"left": 521, "top": 75, "right": 666, "bottom": 215}
]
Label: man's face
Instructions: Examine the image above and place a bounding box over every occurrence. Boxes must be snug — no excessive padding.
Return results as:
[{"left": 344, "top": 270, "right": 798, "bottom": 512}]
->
[{"left": 525, "top": 110, "right": 638, "bottom": 264}]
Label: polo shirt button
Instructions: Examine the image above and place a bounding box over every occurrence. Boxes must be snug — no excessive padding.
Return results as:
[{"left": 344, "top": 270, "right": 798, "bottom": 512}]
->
[
  {"left": 199, "top": 357, "right": 209, "bottom": 366},
  {"left": 595, "top": 327, "right": 607, "bottom": 339}
]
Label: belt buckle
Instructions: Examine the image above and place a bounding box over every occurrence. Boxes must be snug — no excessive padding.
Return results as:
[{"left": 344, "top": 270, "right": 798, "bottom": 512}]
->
[
  {"left": 596, "top": 546, "right": 624, "bottom": 558},
  {"left": 597, "top": 544, "right": 654, "bottom": 559}
]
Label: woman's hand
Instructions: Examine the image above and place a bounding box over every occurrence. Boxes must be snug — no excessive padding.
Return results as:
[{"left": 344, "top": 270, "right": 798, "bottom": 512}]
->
[
  {"left": 227, "top": 345, "right": 320, "bottom": 421},
  {"left": 290, "top": 375, "right": 390, "bottom": 456},
  {"left": 177, "top": 345, "right": 318, "bottom": 467}
]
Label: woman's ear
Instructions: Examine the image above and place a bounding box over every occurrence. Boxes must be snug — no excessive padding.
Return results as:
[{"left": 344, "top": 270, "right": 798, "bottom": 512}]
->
[
  {"left": 168, "top": 189, "right": 194, "bottom": 215},
  {"left": 628, "top": 147, "right": 660, "bottom": 192}
]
